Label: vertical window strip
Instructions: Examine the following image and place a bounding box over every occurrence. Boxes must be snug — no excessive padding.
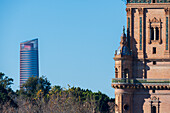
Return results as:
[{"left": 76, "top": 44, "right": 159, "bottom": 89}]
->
[
  {"left": 128, "top": 18, "right": 130, "bottom": 30},
  {"left": 140, "top": 17, "right": 142, "bottom": 50},
  {"left": 128, "top": 17, "right": 130, "bottom": 49},
  {"left": 166, "top": 17, "right": 168, "bottom": 50}
]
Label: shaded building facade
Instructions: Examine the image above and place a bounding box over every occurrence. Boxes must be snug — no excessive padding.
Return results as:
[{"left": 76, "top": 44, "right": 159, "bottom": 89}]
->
[
  {"left": 112, "top": 0, "right": 170, "bottom": 113},
  {"left": 20, "top": 39, "right": 39, "bottom": 88}
]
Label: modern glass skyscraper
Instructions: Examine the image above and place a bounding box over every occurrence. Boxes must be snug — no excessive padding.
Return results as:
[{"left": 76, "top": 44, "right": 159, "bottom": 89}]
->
[{"left": 20, "top": 38, "right": 39, "bottom": 88}]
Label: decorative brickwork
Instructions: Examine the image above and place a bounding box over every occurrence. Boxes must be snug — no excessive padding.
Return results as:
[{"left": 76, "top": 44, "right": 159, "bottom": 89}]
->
[{"left": 112, "top": 1, "right": 170, "bottom": 113}]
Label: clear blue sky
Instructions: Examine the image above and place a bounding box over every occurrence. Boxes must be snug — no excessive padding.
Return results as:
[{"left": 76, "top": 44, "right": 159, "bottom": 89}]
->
[{"left": 0, "top": 0, "right": 126, "bottom": 98}]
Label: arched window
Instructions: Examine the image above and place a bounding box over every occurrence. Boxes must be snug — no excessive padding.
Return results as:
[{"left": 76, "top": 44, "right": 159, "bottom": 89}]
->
[
  {"left": 151, "top": 27, "right": 159, "bottom": 41},
  {"left": 124, "top": 69, "right": 129, "bottom": 78},
  {"left": 156, "top": 27, "right": 159, "bottom": 40},
  {"left": 148, "top": 17, "right": 162, "bottom": 44},
  {"left": 151, "top": 106, "right": 156, "bottom": 113},
  {"left": 153, "top": 0, "right": 156, "bottom": 3},
  {"left": 123, "top": 104, "right": 129, "bottom": 111},
  {"left": 151, "top": 27, "right": 154, "bottom": 40},
  {"left": 115, "top": 68, "right": 118, "bottom": 78}
]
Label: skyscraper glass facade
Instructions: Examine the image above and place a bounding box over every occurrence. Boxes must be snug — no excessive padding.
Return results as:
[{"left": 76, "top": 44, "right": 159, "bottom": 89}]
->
[{"left": 20, "top": 38, "right": 39, "bottom": 88}]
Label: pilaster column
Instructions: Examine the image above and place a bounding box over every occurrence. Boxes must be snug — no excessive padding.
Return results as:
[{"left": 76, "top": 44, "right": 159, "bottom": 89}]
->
[
  {"left": 148, "top": 20, "right": 151, "bottom": 44},
  {"left": 138, "top": 8, "right": 146, "bottom": 79},
  {"left": 126, "top": 8, "right": 132, "bottom": 50},
  {"left": 154, "top": 27, "right": 156, "bottom": 40},
  {"left": 159, "top": 26, "right": 162, "bottom": 44},
  {"left": 120, "top": 94, "right": 123, "bottom": 113},
  {"left": 149, "top": 102, "right": 152, "bottom": 113},
  {"left": 138, "top": 8, "right": 144, "bottom": 56}
]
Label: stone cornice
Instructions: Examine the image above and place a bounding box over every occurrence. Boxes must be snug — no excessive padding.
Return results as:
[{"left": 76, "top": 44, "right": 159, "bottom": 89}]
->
[
  {"left": 114, "top": 56, "right": 133, "bottom": 61},
  {"left": 136, "top": 58, "right": 170, "bottom": 62},
  {"left": 127, "top": 1, "right": 170, "bottom": 4},
  {"left": 127, "top": 4, "right": 170, "bottom": 8},
  {"left": 112, "top": 84, "right": 170, "bottom": 90}
]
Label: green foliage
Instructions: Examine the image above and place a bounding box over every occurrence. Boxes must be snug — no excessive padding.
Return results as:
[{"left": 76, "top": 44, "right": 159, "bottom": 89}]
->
[
  {"left": 0, "top": 72, "right": 17, "bottom": 108},
  {"left": 18, "top": 76, "right": 51, "bottom": 98},
  {"left": 37, "top": 76, "right": 51, "bottom": 95},
  {"left": 0, "top": 72, "right": 13, "bottom": 89},
  {"left": 0, "top": 72, "right": 115, "bottom": 112},
  {"left": 49, "top": 85, "right": 62, "bottom": 94},
  {"left": 48, "top": 86, "right": 113, "bottom": 113}
]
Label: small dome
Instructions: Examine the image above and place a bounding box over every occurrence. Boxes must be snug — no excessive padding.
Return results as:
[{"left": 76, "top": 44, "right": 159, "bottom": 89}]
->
[{"left": 122, "top": 46, "right": 130, "bottom": 56}]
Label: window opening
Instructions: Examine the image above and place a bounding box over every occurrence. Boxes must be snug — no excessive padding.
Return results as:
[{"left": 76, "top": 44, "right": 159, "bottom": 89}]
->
[
  {"left": 152, "top": 90, "right": 155, "bottom": 93},
  {"left": 115, "top": 68, "right": 118, "bottom": 78},
  {"left": 153, "top": 47, "right": 156, "bottom": 54},
  {"left": 153, "top": 61, "right": 156, "bottom": 65},
  {"left": 140, "top": 17, "right": 142, "bottom": 50},
  {"left": 156, "top": 27, "right": 159, "bottom": 40},
  {"left": 151, "top": 106, "right": 156, "bottom": 113},
  {"left": 151, "top": 27, "right": 154, "bottom": 40},
  {"left": 123, "top": 104, "right": 129, "bottom": 111},
  {"left": 124, "top": 69, "right": 129, "bottom": 78},
  {"left": 153, "top": 0, "right": 156, "bottom": 3},
  {"left": 166, "top": 17, "right": 168, "bottom": 50}
]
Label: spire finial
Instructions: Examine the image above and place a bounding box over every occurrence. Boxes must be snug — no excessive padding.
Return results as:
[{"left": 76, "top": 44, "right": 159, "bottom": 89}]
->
[{"left": 123, "top": 26, "right": 125, "bottom": 34}]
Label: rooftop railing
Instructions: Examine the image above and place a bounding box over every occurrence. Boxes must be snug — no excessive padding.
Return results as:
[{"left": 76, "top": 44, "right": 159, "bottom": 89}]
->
[
  {"left": 124, "top": 0, "right": 170, "bottom": 3},
  {"left": 112, "top": 78, "right": 170, "bottom": 85}
]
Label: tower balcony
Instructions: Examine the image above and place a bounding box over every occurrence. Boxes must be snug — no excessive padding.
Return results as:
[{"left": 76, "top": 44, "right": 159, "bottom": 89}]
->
[{"left": 112, "top": 78, "right": 170, "bottom": 89}]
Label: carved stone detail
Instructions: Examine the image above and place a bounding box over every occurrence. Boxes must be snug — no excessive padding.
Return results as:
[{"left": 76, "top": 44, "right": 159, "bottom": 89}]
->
[
  {"left": 126, "top": 8, "right": 131, "bottom": 15},
  {"left": 151, "top": 96, "right": 157, "bottom": 101},
  {"left": 164, "top": 8, "right": 169, "bottom": 15},
  {"left": 138, "top": 8, "right": 144, "bottom": 15},
  {"left": 115, "top": 104, "right": 119, "bottom": 112},
  {"left": 151, "top": 17, "right": 160, "bottom": 23},
  {"left": 112, "top": 84, "right": 170, "bottom": 89}
]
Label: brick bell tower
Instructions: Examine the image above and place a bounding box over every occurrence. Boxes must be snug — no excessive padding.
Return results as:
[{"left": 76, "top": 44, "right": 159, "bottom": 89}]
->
[{"left": 112, "top": 0, "right": 170, "bottom": 113}]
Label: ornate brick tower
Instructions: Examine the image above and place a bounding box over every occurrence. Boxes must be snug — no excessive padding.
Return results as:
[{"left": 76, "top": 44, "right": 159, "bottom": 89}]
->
[{"left": 112, "top": 0, "right": 170, "bottom": 113}]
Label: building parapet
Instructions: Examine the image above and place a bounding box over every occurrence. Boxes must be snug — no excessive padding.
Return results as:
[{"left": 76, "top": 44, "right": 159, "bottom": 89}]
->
[
  {"left": 126, "top": 0, "right": 170, "bottom": 4},
  {"left": 112, "top": 78, "right": 170, "bottom": 89}
]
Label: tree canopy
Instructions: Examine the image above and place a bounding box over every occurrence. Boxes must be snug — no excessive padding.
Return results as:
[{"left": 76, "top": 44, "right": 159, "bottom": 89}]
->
[
  {"left": 0, "top": 72, "right": 115, "bottom": 113},
  {"left": 0, "top": 72, "right": 16, "bottom": 107},
  {"left": 18, "top": 76, "right": 51, "bottom": 98}
]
